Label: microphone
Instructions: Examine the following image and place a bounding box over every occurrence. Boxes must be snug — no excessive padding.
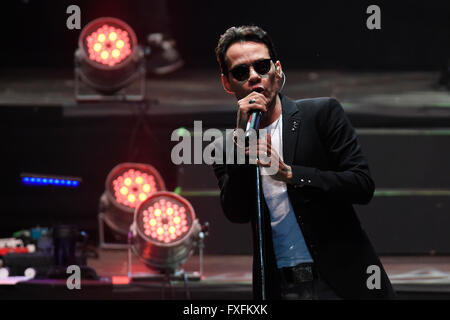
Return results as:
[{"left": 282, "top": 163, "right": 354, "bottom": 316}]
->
[
  {"left": 243, "top": 109, "right": 262, "bottom": 155},
  {"left": 245, "top": 110, "right": 263, "bottom": 132},
  {"left": 245, "top": 108, "right": 263, "bottom": 144},
  {"left": 245, "top": 89, "right": 265, "bottom": 139}
]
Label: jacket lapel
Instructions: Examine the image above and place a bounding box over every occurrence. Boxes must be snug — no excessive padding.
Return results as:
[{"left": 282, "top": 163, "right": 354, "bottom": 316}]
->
[{"left": 281, "top": 94, "right": 302, "bottom": 165}]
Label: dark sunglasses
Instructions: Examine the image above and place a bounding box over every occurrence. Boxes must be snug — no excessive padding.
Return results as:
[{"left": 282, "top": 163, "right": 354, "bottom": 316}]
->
[{"left": 229, "top": 58, "right": 273, "bottom": 81}]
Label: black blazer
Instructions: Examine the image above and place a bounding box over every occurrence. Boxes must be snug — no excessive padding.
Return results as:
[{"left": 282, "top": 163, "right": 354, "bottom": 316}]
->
[{"left": 213, "top": 94, "right": 395, "bottom": 299}]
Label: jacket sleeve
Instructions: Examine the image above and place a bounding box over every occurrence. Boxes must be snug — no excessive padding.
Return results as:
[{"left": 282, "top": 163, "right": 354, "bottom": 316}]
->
[
  {"left": 212, "top": 131, "right": 256, "bottom": 223},
  {"left": 290, "top": 98, "right": 375, "bottom": 204}
]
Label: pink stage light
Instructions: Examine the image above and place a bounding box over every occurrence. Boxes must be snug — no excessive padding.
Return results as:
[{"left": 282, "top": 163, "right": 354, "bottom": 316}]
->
[
  {"left": 131, "top": 192, "right": 201, "bottom": 272},
  {"left": 99, "top": 163, "right": 166, "bottom": 236},
  {"left": 86, "top": 25, "right": 132, "bottom": 67}
]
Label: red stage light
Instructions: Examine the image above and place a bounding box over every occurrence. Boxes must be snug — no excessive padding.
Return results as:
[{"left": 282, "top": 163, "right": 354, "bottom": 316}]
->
[
  {"left": 112, "top": 169, "right": 159, "bottom": 209},
  {"left": 79, "top": 18, "right": 137, "bottom": 70},
  {"left": 86, "top": 25, "right": 132, "bottom": 67},
  {"left": 75, "top": 17, "right": 145, "bottom": 99},
  {"left": 131, "top": 192, "right": 201, "bottom": 272},
  {"left": 136, "top": 193, "right": 194, "bottom": 245},
  {"left": 106, "top": 163, "right": 166, "bottom": 213},
  {"left": 99, "top": 163, "right": 166, "bottom": 238},
  {"left": 140, "top": 199, "right": 190, "bottom": 244}
]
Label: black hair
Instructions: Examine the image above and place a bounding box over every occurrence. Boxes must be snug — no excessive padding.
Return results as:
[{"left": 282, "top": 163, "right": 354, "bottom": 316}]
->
[{"left": 215, "top": 25, "right": 278, "bottom": 75}]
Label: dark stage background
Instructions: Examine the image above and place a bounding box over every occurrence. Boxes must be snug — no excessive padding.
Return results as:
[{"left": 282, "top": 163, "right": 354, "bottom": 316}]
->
[{"left": 2, "top": 0, "right": 449, "bottom": 70}]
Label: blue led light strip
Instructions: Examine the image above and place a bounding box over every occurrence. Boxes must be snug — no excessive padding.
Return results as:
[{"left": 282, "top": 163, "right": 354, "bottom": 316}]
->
[{"left": 21, "top": 174, "right": 81, "bottom": 187}]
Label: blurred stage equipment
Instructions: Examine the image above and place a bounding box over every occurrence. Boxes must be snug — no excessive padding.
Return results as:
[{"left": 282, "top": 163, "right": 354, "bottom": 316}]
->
[
  {"left": 1, "top": 225, "right": 98, "bottom": 279},
  {"left": 98, "top": 163, "right": 166, "bottom": 249},
  {"left": 46, "top": 225, "right": 98, "bottom": 280},
  {"left": 21, "top": 172, "right": 81, "bottom": 188},
  {"left": 52, "top": 225, "right": 81, "bottom": 266},
  {"left": 75, "top": 17, "right": 146, "bottom": 101},
  {"left": 128, "top": 191, "right": 208, "bottom": 295}
]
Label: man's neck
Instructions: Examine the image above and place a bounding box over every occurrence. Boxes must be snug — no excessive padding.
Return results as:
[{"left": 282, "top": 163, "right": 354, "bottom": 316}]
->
[{"left": 260, "top": 94, "right": 282, "bottom": 128}]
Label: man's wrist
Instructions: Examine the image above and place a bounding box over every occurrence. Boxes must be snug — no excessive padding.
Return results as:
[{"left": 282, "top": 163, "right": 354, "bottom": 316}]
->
[{"left": 284, "top": 165, "right": 293, "bottom": 183}]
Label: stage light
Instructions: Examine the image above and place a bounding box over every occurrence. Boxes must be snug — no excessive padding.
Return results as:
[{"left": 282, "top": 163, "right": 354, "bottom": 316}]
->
[
  {"left": 21, "top": 173, "right": 82, "bottom": 188},
  {"left": 75, "top": 17, "right": 145, "bottom": 101},
  {"left": 129, "top": 191, "right": 202, "bottom": 273},
  {"left": 98, "top": 163, "right": 166, "bottom": 248}
]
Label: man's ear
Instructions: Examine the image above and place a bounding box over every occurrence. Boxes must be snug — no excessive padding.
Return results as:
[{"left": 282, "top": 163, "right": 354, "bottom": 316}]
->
[
  {"left": 275, "top": 61, "right": 283, "bottom": 80},
  {"left": 221, "top": 73, "right": 235, "bottom": 94}
]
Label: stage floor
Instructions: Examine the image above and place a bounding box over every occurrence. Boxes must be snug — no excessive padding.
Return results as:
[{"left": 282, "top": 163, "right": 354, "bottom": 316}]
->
[{"left": 2, "top": 251, "right": 450, "bottom": 300}]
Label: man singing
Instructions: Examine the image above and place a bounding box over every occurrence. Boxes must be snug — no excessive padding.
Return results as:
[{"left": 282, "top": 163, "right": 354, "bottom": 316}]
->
[{"left": 212, "top": 25, "right": 395, "bottom": 300}]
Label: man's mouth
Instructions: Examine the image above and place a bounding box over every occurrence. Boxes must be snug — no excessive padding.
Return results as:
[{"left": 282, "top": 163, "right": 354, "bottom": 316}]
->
[{"left": 252, "top": 87, "right": 265, "bottom": 94}]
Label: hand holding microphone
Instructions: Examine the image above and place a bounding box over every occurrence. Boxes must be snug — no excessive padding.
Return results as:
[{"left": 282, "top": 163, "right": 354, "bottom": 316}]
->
[
  {"left": 236, "top": 90, "right": 268, "bottom": 131},
  {"left": 246, "top": 98, "right": 262, "bottom": 132}
]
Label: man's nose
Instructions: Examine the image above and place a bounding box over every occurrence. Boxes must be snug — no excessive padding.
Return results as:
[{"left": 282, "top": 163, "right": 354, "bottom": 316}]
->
[{"left": 248, "top": 66, "right": 261, "bottom": 82}]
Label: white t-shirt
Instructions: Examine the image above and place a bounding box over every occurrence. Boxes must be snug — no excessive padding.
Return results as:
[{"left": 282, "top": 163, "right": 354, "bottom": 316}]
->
[{"left": 260, "top": 114, "right": 313, "bottom": 268}]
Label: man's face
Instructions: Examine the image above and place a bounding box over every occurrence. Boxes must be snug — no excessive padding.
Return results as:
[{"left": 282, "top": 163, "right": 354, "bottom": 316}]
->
[{"left": 222, "top": 41, "right": 282, "bottom": 106}]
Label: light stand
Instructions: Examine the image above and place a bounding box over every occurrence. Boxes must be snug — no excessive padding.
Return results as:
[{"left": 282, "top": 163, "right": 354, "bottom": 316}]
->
[
  {"left": 74, "top": 51, "right": 146, "bottom": 102},
  {"left": 126, "top": 223, "right": 208, "bottom": 299}
]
